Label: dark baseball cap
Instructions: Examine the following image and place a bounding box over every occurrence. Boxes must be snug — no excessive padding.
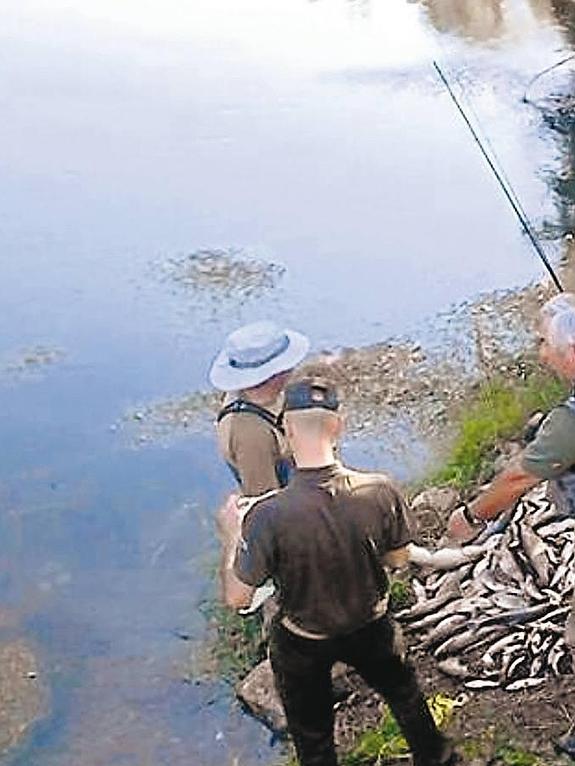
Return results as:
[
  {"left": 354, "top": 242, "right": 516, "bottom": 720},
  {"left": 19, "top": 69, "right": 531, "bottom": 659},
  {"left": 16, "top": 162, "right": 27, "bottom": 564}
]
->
[{"left": 284, "top": 378, "right": 340, "bottom": 412}]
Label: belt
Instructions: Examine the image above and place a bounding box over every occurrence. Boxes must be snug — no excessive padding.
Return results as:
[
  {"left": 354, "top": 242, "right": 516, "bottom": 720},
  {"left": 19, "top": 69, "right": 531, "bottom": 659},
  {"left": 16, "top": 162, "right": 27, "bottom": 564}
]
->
[{"left": 280, "top": 595, "right": 389, "bottom": 641}]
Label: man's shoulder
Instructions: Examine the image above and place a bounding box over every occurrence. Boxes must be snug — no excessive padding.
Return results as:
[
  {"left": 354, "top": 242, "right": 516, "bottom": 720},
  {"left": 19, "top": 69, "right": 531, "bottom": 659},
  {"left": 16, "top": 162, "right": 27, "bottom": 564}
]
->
[
  {"left": 339, "top": 466, "right": 397, "bottom": 497},
  {"left": 540, "top": 401, "right": 575, "bottom": 439}
]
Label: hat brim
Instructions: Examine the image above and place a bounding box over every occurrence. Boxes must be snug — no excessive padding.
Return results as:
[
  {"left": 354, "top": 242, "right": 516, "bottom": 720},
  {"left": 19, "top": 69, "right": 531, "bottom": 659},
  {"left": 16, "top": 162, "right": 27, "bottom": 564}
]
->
[{"left": 209, "top": 329, "right": 310, "bottom": 392}]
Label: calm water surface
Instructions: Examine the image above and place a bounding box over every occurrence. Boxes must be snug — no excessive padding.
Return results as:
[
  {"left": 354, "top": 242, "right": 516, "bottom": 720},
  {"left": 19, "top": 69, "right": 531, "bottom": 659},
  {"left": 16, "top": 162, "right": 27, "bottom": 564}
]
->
[{"left": 1, "top": 1, "right": 574, "bottom": 763}]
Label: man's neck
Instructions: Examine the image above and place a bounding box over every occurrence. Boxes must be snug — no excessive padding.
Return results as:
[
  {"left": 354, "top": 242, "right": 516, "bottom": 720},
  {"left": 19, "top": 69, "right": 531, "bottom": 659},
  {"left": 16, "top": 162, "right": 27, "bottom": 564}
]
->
[
  {"left": 293, "top": 444, "right": 336, "bottom": 469},
  {"left": 241, "top": 387, "right": 274, "bottom": 408}
]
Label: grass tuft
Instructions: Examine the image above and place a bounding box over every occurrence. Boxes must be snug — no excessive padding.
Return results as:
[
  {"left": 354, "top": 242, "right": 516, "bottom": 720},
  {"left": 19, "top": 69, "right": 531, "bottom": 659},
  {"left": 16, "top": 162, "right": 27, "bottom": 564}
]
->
[
  {"left": 199, "top": 599, "right": 266, "bottom": 683},
  {"left": 495, "top": 743, "right": 541, "bottom": 766},
  {"left": 430, "top": 367, "right": 566, "bottom": 489},
  {"left": 342, "top": 693, "right": 463, "bottom": 765}
]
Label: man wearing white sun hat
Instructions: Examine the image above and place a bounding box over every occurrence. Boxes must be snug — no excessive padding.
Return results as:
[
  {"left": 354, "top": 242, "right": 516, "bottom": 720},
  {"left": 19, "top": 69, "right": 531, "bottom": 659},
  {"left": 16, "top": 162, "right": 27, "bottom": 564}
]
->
[{"left": 210, "top": 320, "right": 310, "bottom": 496}]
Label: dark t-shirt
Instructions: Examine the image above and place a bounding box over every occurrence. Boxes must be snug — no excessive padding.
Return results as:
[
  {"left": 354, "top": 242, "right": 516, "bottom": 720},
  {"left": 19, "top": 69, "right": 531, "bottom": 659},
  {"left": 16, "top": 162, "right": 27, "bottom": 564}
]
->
[{"left": 234, "top": 462, "right": 413, "bottom": 637}]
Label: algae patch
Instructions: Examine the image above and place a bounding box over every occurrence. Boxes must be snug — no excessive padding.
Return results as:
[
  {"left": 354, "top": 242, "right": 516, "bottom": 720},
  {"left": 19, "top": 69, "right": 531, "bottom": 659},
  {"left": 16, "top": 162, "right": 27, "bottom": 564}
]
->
[
  {"left": 1, "top": 346, "right": 66, "bottom": 382},
  {"left": 155, "top": 248, "right": 285, "bottom": 305}
]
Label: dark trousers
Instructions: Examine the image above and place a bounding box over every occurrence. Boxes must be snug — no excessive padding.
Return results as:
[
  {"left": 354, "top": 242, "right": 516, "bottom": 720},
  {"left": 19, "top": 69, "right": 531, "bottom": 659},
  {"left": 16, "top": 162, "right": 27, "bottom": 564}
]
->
[{"left": 269, "top": 616, "right": 453, "bottom": 766}]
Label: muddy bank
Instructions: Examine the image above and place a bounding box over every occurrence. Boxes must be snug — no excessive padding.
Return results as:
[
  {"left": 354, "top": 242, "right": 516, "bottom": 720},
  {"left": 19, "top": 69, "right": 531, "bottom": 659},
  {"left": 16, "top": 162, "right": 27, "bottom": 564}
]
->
[
  {"left": 0, "top": 638, "right": 46, "bottom": 758},
  {"left": 120, "top": 269, "right": 564, "bottom": 478}
]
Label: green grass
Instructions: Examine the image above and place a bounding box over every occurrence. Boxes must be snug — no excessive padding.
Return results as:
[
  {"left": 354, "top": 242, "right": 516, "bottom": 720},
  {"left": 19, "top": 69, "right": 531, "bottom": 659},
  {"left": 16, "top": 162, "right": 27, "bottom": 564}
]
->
[
  {"left": 388, "top": 578, "right": 412, "bottom": 612},
  {"left": 430, "top": 367, "right": 567, "bottom": 490},
  {"left": 495, "top": 743, "right": 542, "bottom": 766},
  {"left": 199, "top": 599, "right": 266, "bottom": 683},
  {"left": 342, "top": 693, "right": 463, "bottom": 765}
]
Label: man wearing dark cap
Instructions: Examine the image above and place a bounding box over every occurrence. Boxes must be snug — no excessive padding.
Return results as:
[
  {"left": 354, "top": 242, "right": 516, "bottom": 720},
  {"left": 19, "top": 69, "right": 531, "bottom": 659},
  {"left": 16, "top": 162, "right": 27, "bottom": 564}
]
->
[{"left": 218, "top": 373, "right": 459, "bottom": 766}]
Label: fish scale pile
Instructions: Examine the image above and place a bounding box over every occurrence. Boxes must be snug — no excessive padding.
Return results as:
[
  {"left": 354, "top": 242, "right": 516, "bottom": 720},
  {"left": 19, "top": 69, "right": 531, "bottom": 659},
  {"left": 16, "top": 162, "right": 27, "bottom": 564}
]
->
[{"left": 397, "top": 484, "right": 575, "bottom": 691}]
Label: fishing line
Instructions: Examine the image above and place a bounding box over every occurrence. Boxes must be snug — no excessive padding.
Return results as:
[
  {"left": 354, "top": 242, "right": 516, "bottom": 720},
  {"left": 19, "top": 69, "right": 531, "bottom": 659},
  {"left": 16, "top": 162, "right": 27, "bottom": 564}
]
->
[
  {"left": 432, "top": 59, "right": 564, "bottom": 293},
  {"left": 434, "top": 59, "right": 528, "bottom": 222},
  {"left": 523, "top": 53, "right": 575, "bottom": 105}
]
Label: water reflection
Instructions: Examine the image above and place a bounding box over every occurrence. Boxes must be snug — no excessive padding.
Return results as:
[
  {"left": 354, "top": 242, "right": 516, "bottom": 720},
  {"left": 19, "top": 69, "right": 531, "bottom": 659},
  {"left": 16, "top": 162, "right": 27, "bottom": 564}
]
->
[
  {"left": 1, "top": 0, "right": 575, "bottom": 764},
  {"left": 420, "top": 0, "right": 503, "bottom": 41},
  {"left": 417, "top": 0, "right": 566, "bottom": 42}
]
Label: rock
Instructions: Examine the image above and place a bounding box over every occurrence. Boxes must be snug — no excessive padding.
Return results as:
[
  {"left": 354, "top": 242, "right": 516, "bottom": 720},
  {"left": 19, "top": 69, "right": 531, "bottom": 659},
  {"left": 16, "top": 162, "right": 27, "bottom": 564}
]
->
[
  {"left": 236, "top": 659, "right": 351, "bottom": 733},
  {"left": 0, "top": 640, "right": 46, "bottom": 756},
  {"left": 411, "top": 487, "right": 460, "bottom": 515},
  {"left": 236, "top": 659, "right": 286, "bottom": 733}
]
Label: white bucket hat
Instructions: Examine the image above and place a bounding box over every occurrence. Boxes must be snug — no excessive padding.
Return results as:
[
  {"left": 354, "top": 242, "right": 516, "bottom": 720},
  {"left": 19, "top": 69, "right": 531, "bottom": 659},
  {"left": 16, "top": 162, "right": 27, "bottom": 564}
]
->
[{"left": 209, "top": 320, "right": 310, "bottom": 392}]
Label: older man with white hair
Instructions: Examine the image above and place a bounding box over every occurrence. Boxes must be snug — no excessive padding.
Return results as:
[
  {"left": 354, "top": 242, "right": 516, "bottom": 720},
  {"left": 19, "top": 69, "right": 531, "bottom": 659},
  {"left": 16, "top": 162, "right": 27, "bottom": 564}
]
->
[{"left": 447, "top": 292, "right": 575, "bottom": 758}]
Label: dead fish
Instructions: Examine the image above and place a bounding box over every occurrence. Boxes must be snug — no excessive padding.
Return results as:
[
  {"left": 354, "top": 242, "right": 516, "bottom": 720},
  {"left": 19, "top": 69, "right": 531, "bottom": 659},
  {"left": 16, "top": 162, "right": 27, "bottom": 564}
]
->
[
  {"left": 531, "top": 502, "right": 559, "bottom": 527},
  {"left": 473, "top": 603, "right": 549, "bottom": 629},
  {"left": 437, "top": 657, "right": 470, "bottom": 679},
  {"left": 490, "top": 593, "right": 527, "bottom": 610},
  {"left": 536, "top": 518, "right": 575, "bottom": 539},
  {"left": 421, "top": 614, "right": 469, "bottom": 648},
  {"left": 530, "top": 655, "right": 545, "bottom": 676},
  {"left": 464, "top": 679, "right": 500, "bottom": 690},
  {"left": 504, "top": 677, "right": 545, "bottom": 691},
  {"left": 522, "top": 574, "right": 545, "bottom": 602},
  {"left": 506, "top": 654, "right": 529, "bottom": 680},
  {"left": 560, "top": 540, "right": 575, "bottom": 564},
  {"left": 434, "top": 626, "right": 501, "bottom": 658},
  {"left": 408, "top": 543, "right": 488, "bottom": 571},
  {"left": 500, "top": 646, "right": 526, "bottom": 678},
  {"left": 477, "top": 570, "right": 509, "bottom": 593},
  {"left": 494, "top": 546, "right": 524, "bottom": 585},
  {"left": 481, "top": 633, "right": 524, "bottom": 667},
  {"left": 407, "top": 599, "right": 465, "bottom": 632},
  {"left": 548, "top": 637, "right": 566, "bottom": 676},
  {"left": 411, "top": 579, "right": 427, "bottom": 602},
  {"left": 397, "top": 582, "right": 461, "bottom": 621},
  {"left": 520, "top": 525, "right": 551, "bottom": 586}
]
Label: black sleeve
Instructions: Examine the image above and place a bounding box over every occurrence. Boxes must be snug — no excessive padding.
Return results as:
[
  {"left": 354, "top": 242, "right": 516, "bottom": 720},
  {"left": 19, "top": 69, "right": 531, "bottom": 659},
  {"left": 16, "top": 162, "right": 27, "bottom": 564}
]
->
[
  {"left": 233, "top": 503, "right": 276, "bottom": 587},
  {"left": 380, "top": 482, "right": 414, "bottom": 551}
]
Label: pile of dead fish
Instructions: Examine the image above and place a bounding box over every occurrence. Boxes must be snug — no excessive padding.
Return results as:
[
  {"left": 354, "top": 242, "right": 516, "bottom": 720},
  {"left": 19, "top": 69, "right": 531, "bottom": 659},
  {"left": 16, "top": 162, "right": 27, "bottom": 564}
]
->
[{"left": 397, "top": 484, "right": 575, "bottom": 691}]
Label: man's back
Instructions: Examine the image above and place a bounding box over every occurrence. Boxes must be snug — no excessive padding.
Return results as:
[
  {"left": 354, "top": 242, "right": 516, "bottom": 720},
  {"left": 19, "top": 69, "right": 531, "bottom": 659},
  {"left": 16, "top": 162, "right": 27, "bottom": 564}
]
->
[
  {"left": 235, "top": 462, "right": 413, "bottom": 637},
  {"left": 216, "top": 393, "right": 290, "bottom": 495}
]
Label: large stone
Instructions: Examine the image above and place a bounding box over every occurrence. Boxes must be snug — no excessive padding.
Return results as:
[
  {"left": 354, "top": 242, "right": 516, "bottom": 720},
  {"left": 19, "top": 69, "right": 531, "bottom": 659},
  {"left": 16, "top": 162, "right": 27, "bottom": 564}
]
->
[
  {"left": 236, "top": 659, "right": 352, "bottom": 733},
  {"left": 411, "top": 487, "right": 460, "bottom": 515},
  {"left": 0, "top": 640, "right": 46, "bottom": 756},
  {"left": 236, "top": 659, "right": 287, "bottom": 733}
]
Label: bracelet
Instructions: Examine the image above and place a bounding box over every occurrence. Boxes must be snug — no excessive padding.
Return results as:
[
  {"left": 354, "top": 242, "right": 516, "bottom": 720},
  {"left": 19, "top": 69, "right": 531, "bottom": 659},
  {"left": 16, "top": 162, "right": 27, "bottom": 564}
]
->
[{"left": 461, "top": 503, "right": 484, "bottom": 527}]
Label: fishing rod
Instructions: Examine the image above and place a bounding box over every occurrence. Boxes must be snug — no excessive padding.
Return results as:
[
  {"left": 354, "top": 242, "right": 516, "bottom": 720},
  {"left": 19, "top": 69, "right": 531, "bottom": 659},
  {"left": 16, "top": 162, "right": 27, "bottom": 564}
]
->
[{"left": 432, "top": 60, "right": 564, "bottom": 293}]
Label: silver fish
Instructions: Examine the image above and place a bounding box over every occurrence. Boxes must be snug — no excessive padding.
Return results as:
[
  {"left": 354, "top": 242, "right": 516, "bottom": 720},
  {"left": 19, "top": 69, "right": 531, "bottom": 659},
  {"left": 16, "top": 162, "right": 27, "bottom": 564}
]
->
[
  {"left": 464, "top": 679, "right": 500, "bottom": 690},
  {"left": 520, "top": 525, "right": 551, "bottom": 586},
  {"left": 504, "top": 677, "right": 545, "bottom": 691},
  {"left": 437, "top": 657, "right": 470, "bottom": 679},
  {"left": 536, "top": 518, "right": 575, "bottom": 539}
]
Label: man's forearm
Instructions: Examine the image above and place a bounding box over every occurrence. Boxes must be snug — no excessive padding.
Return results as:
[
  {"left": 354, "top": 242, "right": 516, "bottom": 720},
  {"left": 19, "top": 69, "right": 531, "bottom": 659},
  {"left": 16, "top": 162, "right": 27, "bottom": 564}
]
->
[
  {"left": 469, "top": 464, "right": 539, "bottom": 522},
  {"left": 219, "top": 538, "right": 255, "bottom": 609},
  {"left": 219, "top": 538, "right": 238, "bottom": 599}
]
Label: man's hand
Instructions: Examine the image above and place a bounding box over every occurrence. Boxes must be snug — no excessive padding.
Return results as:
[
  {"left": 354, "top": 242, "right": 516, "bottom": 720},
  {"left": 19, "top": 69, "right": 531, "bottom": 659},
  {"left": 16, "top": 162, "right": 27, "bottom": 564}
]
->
[
  {"left": 216, "top": 494, "right": 256, "bottom": 610},
  {"left": 216, "top": 494, "right": 242, "bottom": 546},
  {"left": 447, "top": 506, "right": 482, "bottom": 543}
]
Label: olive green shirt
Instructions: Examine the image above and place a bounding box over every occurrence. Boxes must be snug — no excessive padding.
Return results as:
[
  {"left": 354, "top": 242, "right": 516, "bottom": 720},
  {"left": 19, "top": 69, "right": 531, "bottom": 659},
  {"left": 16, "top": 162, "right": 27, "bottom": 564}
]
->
[
  {"left": 216, "top": 393, "right": 291, "bottom": 495},
  {"left": 521, "top": 404, "right": 575, "bottom": 479}
]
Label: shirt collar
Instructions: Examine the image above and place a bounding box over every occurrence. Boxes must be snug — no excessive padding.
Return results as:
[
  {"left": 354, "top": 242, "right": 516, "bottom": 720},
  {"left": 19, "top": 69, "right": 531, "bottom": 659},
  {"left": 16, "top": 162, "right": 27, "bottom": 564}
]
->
[{"left": 292, "top": 462, "right": 342, "bottom": 485}]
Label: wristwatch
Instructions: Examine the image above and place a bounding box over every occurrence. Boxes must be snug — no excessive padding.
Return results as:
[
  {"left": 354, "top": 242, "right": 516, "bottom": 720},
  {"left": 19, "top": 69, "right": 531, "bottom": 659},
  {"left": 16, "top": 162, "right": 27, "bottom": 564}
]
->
[{"left": 461, "top": 502, "right": 484, "bottom": 528}]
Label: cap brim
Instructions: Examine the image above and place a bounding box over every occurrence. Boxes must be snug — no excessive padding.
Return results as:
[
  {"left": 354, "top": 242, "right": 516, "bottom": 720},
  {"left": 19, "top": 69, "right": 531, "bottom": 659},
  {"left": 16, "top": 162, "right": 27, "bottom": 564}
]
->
[{"left": 209, "top": 329, "right": 310, "bottom": 392}]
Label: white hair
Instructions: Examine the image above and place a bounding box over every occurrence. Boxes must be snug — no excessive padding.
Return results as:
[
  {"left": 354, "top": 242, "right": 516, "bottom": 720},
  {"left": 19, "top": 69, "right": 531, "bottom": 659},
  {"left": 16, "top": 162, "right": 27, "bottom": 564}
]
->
[{"left": 541, "top": 293, "right": 575, "bottom": 351}]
